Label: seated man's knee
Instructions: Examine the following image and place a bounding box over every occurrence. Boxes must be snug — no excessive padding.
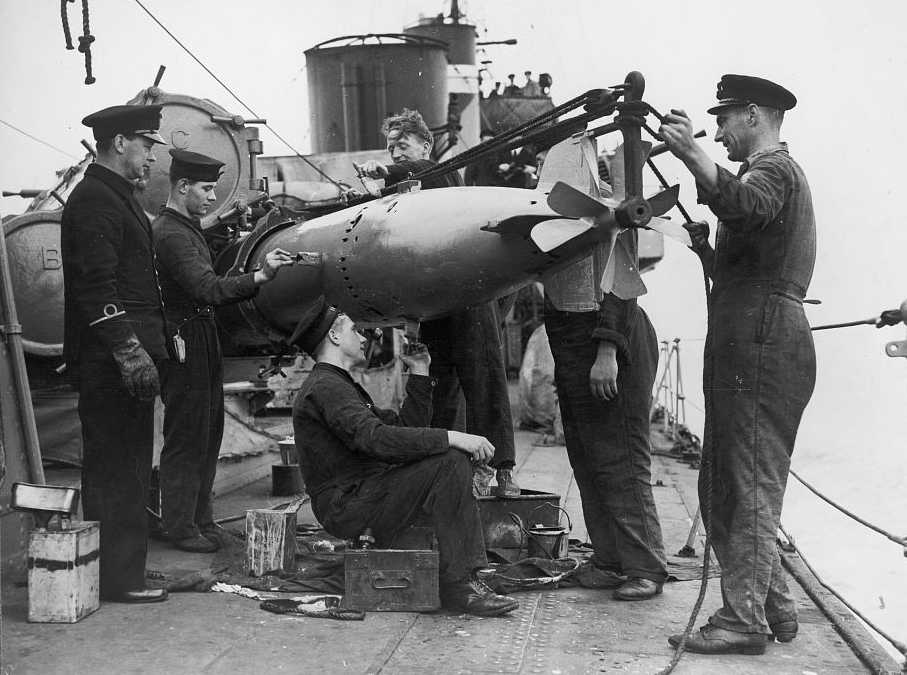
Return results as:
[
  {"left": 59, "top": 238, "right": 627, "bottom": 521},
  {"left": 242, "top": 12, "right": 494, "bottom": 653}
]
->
[{"left": 435, "top": 449, "right": 473, "bottom": 482}]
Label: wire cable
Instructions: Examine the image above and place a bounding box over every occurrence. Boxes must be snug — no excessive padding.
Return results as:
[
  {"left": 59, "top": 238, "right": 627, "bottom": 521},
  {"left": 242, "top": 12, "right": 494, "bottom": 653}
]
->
[
  {"left": 789, "top": 469, "right": 906, "bottom": 549},
  {"left": 0, "top": 118, "right": 80, "bottom": 160},
  {"left": 778, "top": 524, "right": 907, "bottom": 659},
  {"left": 131, "top": 0, "right": 343, "bottom": 189}
]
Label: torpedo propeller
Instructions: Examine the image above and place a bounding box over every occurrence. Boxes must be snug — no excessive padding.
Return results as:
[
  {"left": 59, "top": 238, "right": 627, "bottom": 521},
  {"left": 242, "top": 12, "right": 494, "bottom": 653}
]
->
[{"left": 544, "top": 140, "right": 686, "bottom": 300}]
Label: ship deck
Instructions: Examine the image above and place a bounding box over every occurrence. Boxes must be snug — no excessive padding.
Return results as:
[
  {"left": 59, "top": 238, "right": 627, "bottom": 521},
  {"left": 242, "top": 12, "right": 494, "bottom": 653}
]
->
[{"left": 2, "top": 427, "right": 898, "bottom": 674}]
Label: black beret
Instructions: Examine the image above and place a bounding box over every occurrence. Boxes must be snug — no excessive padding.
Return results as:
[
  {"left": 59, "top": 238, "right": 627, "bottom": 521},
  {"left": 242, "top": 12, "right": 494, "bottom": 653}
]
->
[
  {"left": 289, "top": 297, "right": 341, "bottom": 355},
  {"left": 707, "top": 74, "right": 797, "bottom": 114},
  {"left": 169, "top": 149, "right": 225, "bottom": 183},
  {"left": 82, "top": 104, "right": 165, "bottom": 144}
]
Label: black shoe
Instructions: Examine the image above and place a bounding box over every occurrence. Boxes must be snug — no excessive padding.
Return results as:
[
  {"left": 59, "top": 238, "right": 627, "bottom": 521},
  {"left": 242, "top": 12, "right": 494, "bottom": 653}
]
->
[
  {"left": 572, "top": 561, "right": 625, "bottom": 589},
  {"left": 441, "top": 577, "right": 519, "bottom": 617},
  {"left": 492, "top": 469, "right": 520, "bottom": 498},
  {"left": 613, "top": 577, "right": 663, "bottom": 601},
  {"left": 668, "top": 624, "right": 767, "bottom": 655},
  {"left": 200, "top": 524, "right": 229, "bottom": 545},
  {"left": 172, "top": 534, "right": 219, "bottom": 553},
  {"left": 770, "top": 619, "right": 798, "bottom": 642},
  {"left": 104, "top": 588, "right": 169, "bottom": 604}
]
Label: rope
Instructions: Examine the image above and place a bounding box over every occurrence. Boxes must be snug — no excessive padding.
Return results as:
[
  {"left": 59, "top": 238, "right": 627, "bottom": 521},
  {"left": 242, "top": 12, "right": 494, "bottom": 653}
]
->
[
  {"left": 658, "top": 436, "right": 713, "bottom": 675},
  {"left": 658, "top": 229, "right": 715, "bottom": 675},
  {"left": 0, "top": 118, "right": 81, "bottom": 160},
  {"left": 131, "top": 0, "right": 344, "bottom": 190},
  {"left": 778, "top": 524, "right": 907, "bottom": 659},
  {"left": 77, "top": 0, "right": 95, "bottom": 85},
  {"left": 60, "top": 0, "right": 74, "bottom": 49},
  {"left": 789, "top": 469, "right": 907, "bottom": 549}
]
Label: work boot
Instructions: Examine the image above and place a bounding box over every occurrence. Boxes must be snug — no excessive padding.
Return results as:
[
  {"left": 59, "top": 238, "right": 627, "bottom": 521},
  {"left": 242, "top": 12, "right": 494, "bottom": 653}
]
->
[
  {"left": 572, "top": 561, "right": 625, "bottom": 589},
  {"left": 613, "top": 577, "right": 663, "bottom": 600},
  {"left": 440, "top": 577, "right": 519, "bottom": 617},
  {"left": 172, "top": 533, "right": 219, "bottom": 553},
  {"left": 103, "top": 588, "right": 169, "bottom": 604},
  {"left": 770, "top": 619, "right": 798, "bottom": 642},
  {"left": 200, "top": 524, "right": 229, "bottom": 546},
  {"left": 493, "top": 468, "right": 520, "bottom": 497},
  {"left": 668, "top": 624, "right": 767, "bottom": 655}
]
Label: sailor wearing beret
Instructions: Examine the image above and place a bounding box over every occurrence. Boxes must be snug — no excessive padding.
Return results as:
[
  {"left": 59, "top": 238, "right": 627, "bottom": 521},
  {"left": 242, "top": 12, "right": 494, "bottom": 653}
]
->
[
  {"left": 152, "top": 149, "right": 294, "bottom": 553},
  {"left": 61, "top": 104, "right": 170, "bottom": 603},
  {"left": 660, "top": 75, "right": 816, "bottom": 654}
]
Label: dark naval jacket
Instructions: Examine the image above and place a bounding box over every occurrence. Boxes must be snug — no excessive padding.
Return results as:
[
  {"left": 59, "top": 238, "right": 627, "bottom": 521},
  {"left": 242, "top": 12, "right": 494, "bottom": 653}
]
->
[
  {"left": 61, "top": 163, "right": 168, "bottom": 371},
  {"left": 292, "top": 363, "right": 449, "bottom": 524},
  {"left": 151, "top": 206, "right": 258, "bottom": 328}
]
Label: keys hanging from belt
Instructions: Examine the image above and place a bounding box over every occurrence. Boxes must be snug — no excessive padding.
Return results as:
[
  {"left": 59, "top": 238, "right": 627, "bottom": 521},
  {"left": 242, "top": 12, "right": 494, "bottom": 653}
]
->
[{"left": 171, "top": 306, "right": 215, "bottom": 363}]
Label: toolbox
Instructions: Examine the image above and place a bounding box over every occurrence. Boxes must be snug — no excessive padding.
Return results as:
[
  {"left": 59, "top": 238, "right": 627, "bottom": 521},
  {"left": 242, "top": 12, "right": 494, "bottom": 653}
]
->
[{"left": 343, "top": 549, "right": 440, "bottom": 612}]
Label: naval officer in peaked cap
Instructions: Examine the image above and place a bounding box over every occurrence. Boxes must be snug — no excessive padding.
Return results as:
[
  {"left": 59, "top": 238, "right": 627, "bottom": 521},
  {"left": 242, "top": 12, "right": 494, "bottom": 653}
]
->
[
  {"left": 660, "top": 74, "right": 816, "bottom": 654},
  {"left": 61, "top": 104, "right": 169, "bottom": 603},
  {"left": 152, "top": 148, "right": 293, "bottom": 553}
]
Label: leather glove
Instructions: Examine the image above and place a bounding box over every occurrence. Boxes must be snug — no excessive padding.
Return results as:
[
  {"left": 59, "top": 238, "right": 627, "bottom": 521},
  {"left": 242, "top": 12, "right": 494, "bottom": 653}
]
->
[
  {"left": 682, "top": 220, "right": 711, "bottom": 254},
  {"left": 111, "top": 337, "right": 160, "bottom": 400}
]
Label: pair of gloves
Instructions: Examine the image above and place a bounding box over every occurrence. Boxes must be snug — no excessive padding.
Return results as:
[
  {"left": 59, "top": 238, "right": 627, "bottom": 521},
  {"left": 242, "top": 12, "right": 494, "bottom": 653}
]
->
[{"left": 111, "top": 336, "right": 159, "bottom": 400}]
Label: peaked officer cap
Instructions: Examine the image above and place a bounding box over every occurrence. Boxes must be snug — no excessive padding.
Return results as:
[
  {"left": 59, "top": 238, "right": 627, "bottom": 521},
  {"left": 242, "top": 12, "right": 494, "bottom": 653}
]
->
[
  {"left": 707, "top": 75, "right": 797, "bottom": 114},
  {"left": 82, "top": 104, "right": 166, "bottom": 144},
  {"left": 169, "top": 149, "right": 225, "bottom": 183},
  {"left": 289, "top": 296, "right": 341, "bottom": 356}
]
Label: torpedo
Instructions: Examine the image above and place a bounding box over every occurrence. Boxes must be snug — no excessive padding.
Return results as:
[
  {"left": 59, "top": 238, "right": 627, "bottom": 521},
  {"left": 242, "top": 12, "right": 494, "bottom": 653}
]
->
[{"left": 217, "top": 132, "right": 678, "bottom": 345}]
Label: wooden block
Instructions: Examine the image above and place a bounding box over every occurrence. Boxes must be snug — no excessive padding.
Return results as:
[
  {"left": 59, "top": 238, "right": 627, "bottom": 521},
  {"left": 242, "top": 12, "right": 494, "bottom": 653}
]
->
[
  {"left": 27, "top": 521, "right": 100, "bottom": 623},
  {"left": 245, "top": 509, "right": 297, "bottom": 577}
]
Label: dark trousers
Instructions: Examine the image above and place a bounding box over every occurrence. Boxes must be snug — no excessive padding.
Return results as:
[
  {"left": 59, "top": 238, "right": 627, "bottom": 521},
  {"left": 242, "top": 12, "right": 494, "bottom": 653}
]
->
[
  {"left": 78, "top": 358, "right": 153, "bottom": 597},
  {"left": 421, "top": 302, "right": 515, "bottom": 469},
  {"left": 314, "top": 451, "right": 487, "bottom": 585},
  {"left": 546, "top": 306, "right": 667, "bottom": 582},
  {"left": 703, "top": 286, "right": 816, "bottom": 634},
  {"left": 158, "top": 319, "right": 224, "bottom": 539}
]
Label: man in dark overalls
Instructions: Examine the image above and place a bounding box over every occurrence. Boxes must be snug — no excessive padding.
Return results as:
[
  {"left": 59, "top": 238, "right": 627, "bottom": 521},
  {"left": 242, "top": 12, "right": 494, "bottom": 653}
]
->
[
  {"left": 661, "top": 75, "right": 816, "bottom": 654},
  {"left": 153, "top": 149, "right": 294, "bottom": 552},
  {"left": 62, "top": 104, "right": 169, "bottom": 603},
  {"left": 357, "top": 109, "right": 519, "bottom": 497},
  {"left": 291, "top": 300, "right": 519, "bottom": 617}
]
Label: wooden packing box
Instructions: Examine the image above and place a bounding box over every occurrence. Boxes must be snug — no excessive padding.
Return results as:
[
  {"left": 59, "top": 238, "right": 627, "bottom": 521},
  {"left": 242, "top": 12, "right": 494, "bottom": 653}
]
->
[
  {"left": 343, "top": 549, "right": 440, "bottom": 612},
  {"left": 27, "top": 521, "right": 100, "bottom": 623},
  {"left": 245, "top": 508, "right": 297, "bottom": 576}
]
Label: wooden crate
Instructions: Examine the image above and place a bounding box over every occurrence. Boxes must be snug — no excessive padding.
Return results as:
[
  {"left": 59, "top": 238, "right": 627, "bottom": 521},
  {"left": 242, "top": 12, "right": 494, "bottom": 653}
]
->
[
  {"left": 343, "top": 549, "right": 439, "bottom": 612},
  {"left": 27, "top": 521, "right": 100, "bottom": 623},
  {"left": 245, "top": 508, "right": 297, "bottom": 576}
]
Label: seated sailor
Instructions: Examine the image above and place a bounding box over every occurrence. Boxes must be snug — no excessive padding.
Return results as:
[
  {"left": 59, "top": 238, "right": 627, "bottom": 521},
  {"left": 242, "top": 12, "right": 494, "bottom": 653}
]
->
[{"left": 290, "top": 299, "right": 519, "bottom": 617}]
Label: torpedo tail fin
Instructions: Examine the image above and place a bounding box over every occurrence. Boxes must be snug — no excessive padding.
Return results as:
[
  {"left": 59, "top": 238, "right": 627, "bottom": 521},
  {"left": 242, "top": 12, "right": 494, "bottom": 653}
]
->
[{"left": 535, "top": 130, "right": 601, "bottom": 198}]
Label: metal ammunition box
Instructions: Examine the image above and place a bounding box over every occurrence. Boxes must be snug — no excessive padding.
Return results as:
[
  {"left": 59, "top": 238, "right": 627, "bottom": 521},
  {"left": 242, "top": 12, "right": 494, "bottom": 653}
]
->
[{"left": 343, "top": 549, "right": 440, "bottom": 612}]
